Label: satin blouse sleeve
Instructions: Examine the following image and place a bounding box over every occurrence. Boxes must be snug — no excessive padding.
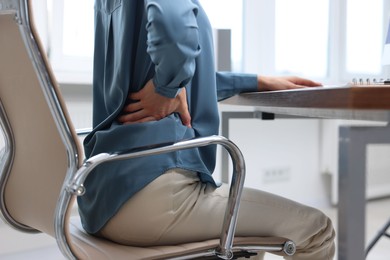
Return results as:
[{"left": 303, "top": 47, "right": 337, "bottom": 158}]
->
[
  {"left": 145, "top": 0, "right": 201, "bottom": 98},
  {"left": 216, "top": 72, "right": 259, "bottom": 101}
]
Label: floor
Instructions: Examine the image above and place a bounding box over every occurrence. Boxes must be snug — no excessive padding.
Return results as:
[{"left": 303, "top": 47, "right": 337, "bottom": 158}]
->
[{"left": 0, "top": 198, "right": 389, "bottom": 259}]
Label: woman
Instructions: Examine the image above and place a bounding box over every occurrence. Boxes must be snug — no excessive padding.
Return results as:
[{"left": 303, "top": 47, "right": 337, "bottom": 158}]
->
[{"left": 78, "top": 1, "right": 335, "bottom": 259}]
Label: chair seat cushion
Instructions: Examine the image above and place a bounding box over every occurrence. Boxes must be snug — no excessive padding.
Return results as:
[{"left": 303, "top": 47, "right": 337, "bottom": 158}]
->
[{"left": 68, "top": 217, "right": 288, "bottom": 259}]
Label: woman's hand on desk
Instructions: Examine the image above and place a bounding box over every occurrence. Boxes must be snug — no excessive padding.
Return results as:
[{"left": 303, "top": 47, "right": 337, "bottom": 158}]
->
[{"left": 257, "top": 76, "right": 322, "bottom": 91}]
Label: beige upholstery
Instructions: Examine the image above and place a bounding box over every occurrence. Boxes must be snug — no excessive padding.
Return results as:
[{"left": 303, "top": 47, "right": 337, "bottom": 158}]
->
[
  {"left": 0, "top": 12, "right": 73, "bottom": 237},
  {"left": 68, "top": 216, "right": 287, "bottom": 260},
  {"left": 0, "top": 1, "right": 294, "bottom": 259}
]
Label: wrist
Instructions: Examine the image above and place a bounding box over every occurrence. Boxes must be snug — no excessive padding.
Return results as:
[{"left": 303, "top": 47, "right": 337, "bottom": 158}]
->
[{"left": 257, "top": 75, "right": 270, "bottom": 91}]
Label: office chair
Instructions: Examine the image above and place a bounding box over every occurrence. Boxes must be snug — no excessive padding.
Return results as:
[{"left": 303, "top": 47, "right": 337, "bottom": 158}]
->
[
  {"left": 366, "top": 218, "right": 390, "bottom": 257},
  {"left": 0, "top": 0, "right": 296, "bottom": 259}
]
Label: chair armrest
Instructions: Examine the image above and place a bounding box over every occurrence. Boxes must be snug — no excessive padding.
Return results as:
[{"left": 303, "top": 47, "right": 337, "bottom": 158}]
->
[
  {"left": 75, "top": 128, "right": 92, "bottom": 136},
  {"left": 59, "top": 135, "right": 245, "bottom": 259}
]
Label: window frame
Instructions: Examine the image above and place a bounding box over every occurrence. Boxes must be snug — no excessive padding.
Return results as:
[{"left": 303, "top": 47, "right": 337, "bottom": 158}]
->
[
  {"left": 48, "top": 0, "right": 94, "bottom": 84},
  {"left": 339, "top": 0, "right": 390, "bottom": 82},
  {"left": 42, "top": 0, "right": 390, "bottom": 85},
  {"left": 243, "top": 0, "right": 390, "bottom": 84}
]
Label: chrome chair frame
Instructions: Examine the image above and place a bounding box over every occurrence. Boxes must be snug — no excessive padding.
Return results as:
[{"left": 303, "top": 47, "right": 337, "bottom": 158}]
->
[
  {"left": 365, "top": 218, "right": 390, "bottom": 257},
  {"left": 0, "top": 0, "right": 296, "bottom": 259}
]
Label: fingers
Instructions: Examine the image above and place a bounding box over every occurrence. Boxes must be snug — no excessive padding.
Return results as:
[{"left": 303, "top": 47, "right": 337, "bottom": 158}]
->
[
  {"left": 122, "top": 102, "right": 142, "bottom": 113},
  {"left": 117, "top": 109, "right": 147, "bottom": 123},
  {"left": 175, "top": 88, "right": 192, "bottom": 128},
  {"left": 119, "top": 109, "right": 192, "bottom": 127},
  {"left": 287, "top": 76, "right": 322, "bottom": 87},
  {"left": 177, "top": 108, "right": 192, "bottom": 128},
  {"left": 119, "top": 80, "right": 192, "bottom": 127},
  {"left": 288, "top": 84, "right": 307, "bottom": 89},
  {"left": 297, "top": 80, "right": 322, "bottom": 87}
]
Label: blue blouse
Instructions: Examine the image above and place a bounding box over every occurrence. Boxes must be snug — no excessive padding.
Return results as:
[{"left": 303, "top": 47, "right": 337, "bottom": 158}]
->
[{"left": 78, "top": 0, "right": 258, "bottom": 234}]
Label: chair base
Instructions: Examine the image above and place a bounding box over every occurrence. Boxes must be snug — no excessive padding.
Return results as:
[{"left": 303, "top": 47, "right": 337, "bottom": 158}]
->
[{"left": 366, "top": 218, "right": 390, "bottom": 256}]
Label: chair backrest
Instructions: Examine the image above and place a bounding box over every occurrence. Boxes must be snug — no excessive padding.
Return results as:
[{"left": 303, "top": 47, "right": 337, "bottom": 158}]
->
[{"left": 0, "top": 0, "right": 83, "bottom": 237}]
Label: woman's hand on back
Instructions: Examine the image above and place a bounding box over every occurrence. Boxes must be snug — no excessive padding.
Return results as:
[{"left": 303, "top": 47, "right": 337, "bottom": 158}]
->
[{"left": 118, "top": 79, "right": 191, "bottom": 127}]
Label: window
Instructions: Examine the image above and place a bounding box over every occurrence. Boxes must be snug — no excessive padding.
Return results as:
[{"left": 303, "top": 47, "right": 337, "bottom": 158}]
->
[
  {"left": 39, "top": 0, "right": 389, "bottom": 84},
  {"left": 383, "top": 19, "right": 390, "bottom": 65},
  {"left": 243, "top": 0, "right": 389, "bottom": 83},
  {"left": 199, "top": 0, "right": 243, "bottom": 71},
  {"left": 47, "top": 0, "right": 94, "bottom": 84},
  {"left": 44, "top": 0, "right": 242, "bottom": 83},
  {"left": 274, "top": 0, "right": 329, "bottom": 78},
  {"left": 345, "top": 0, "right": 384, "bottom": 76}
]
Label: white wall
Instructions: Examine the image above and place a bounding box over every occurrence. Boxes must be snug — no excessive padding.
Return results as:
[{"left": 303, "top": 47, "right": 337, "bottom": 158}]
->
[
  {"left": 217, "top": 105, "right": 330, "bottom": 208},
  {"left": 59, "top": 84, "right": 93, "bottom": 130}
]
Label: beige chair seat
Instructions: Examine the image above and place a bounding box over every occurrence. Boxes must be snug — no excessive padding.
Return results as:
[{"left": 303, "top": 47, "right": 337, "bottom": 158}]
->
[{"left": 69, "top": 216, "right": 288, "bottom": 260}]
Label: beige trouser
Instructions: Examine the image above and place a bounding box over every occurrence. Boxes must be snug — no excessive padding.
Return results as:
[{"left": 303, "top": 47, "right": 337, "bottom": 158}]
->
[{"left": 99, "top": 169, "right": 335, "bottom": 260}]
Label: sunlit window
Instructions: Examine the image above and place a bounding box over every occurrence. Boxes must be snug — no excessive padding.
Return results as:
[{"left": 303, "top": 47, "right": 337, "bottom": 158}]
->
[
  {"left": 383, "top": 20, "right": 390, "bottom": 66},
  {"left": 199, "top": 0, "right": 243, "bottom": 71},
  {"left": 346, "top": 0, "right": 383, "bottom": 75},
  {"left": 62, "top": 0, "right": 94, "bottom": 58},
  {"left": 43, "top": 0, "right": 388, "bottom": 84},
  {"left": 48, "top": 0, "right": 241, "bottom": 82},
  {"left": 275, "top": 0, "right": 329, "bottom": 78},
  {"left": 47, "top": 0, "right": 94, "bottom": 84}
]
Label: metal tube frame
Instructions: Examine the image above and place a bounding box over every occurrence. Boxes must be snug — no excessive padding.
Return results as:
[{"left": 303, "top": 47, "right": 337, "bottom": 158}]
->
[
  {"left": 338, "top": 118, "right": 390, "bottom": 260},
  {"left": 0, "top": 1, "right": 296, "bottom": 259},
  {"left": 366, "top": 218, "right": 390, "bottom": 256},
  {"left": 65, "top": 135, "right": 246, "bottom": 260},
  {"left": 64, "top": 135, "right": 295, "bottom": 259},
  {"left": 221, "top": 111, "right": 390, "bottom": 260}
]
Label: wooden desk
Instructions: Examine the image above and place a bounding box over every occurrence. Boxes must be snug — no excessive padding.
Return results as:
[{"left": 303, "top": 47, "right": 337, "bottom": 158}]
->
[
  {"left": 223, "top": 85, "right": 390, "bottom": 120},
  {"left": 221, "top": 85, "right": 390, "bottom": 260}
]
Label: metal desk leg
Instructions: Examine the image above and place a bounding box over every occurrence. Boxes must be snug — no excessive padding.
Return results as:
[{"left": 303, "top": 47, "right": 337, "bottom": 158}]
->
[
  {"left": 338, "top": 124, "right": 390, "bottom": 260},
  {"left": 338, "top": 127, "right": 366, "bottom": 260},
  {"left": 366, "top": 218, "right": 390, "bottom": 256},
  {"left": 221, "top": 111, "right": 390, "bottom": 259}
]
